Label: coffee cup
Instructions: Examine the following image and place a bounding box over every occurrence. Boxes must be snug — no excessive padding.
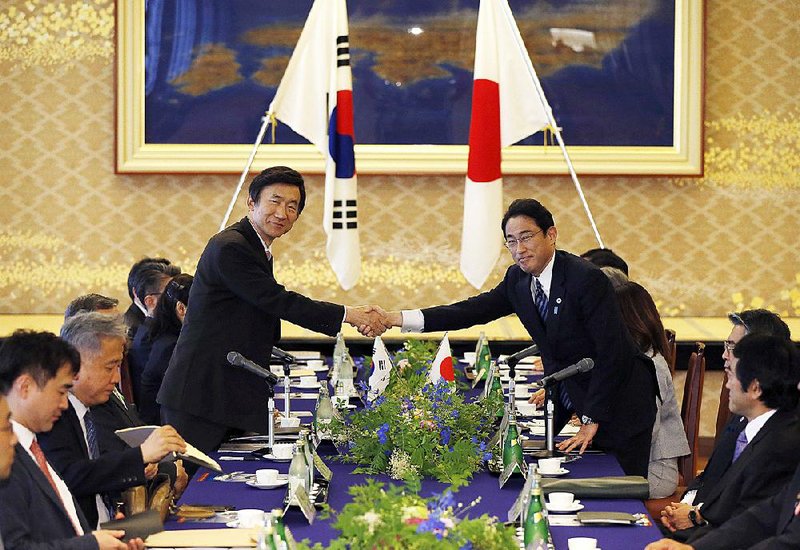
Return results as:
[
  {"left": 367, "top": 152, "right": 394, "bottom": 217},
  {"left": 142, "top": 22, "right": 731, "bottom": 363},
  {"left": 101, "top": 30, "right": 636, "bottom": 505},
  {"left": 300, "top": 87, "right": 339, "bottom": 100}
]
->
[
  {"left": 299, "top": 375, "right": 317, "bottom": 387},
  {"left": 567, "top": 537, "right": 597, "bottom": 550},
  {"left": 271, "top": 443, "right": 294, "bottom": 460},
  {"left": 255, "top": 468, "right": 279, "bottom": 486},
  {"left": 516, "top": 402, "right": 537, "bottom": 416},
  {"left": 548, "top": 492, "right": 575, "bottom": 508},
  {"left": 306, "top": 359, "right": 324, "bottom": 369},
  {"left": 237, "top": 509, "right": 264, "bottom": 528},
  {"left": 279, "top": 416, "right": 300, "bottom": 428},
  {"left": 538, "top": 457, "right": 562, "bottom": 474},
  {"left": 514, "top": 385, "right": 529, "bottom": 397},
  {"left": 270, "top": 365, "right": 283, "bottom": 376}
]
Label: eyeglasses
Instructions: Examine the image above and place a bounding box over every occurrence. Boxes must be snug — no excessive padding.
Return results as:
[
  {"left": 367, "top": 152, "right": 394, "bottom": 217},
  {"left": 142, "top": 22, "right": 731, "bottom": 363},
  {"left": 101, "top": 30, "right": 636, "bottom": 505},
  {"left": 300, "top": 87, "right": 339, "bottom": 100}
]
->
[
  {"left": 723, "top": 340, "right": 737, "bottom": 353},
  {"left": 504, "top": 229, "right": 543, "bottom": 250}
]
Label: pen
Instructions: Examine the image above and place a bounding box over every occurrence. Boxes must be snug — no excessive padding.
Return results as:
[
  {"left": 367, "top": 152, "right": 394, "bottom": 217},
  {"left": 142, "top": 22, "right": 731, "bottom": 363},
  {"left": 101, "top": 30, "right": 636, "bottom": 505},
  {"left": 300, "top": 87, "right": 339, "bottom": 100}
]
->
[{"left": 218, "top": 456, "right": 262, "bottom": 461}]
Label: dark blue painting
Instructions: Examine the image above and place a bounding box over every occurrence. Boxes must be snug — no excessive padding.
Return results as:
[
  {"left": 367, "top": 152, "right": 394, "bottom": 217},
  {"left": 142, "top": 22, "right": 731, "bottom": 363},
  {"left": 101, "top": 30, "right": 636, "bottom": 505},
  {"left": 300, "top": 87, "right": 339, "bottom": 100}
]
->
[{"left": 144, "top": 0, "right": 675, "bottom": 148}]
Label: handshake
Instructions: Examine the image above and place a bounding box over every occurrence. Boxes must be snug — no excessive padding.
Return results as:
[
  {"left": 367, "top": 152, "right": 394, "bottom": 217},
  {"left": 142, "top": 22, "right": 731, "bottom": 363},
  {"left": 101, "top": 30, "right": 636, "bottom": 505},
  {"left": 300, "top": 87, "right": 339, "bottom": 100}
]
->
[{"left": 344, "top": 305, "right": 402, "bottom": 337}]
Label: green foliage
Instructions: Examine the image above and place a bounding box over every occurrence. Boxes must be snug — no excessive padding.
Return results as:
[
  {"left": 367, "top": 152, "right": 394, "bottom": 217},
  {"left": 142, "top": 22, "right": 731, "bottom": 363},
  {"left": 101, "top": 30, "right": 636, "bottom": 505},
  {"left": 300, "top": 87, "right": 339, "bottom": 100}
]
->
[
  {"left": 295, "top": 480, "right": 517, "bottom": 550},
  {"left": 332, "top": 340, "right": 502, "bottom": 485}
]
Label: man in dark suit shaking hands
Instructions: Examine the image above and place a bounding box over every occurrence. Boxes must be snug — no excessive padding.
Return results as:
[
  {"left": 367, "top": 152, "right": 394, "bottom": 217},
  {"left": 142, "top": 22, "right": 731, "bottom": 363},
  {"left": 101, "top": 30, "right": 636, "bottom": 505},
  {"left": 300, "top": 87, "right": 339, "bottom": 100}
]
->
[
  {"left": 158, "top": 166, "right": 388, "bottom": 455},
  {"left": 385, "top": 198, "right": 657, "bottom": 476}
]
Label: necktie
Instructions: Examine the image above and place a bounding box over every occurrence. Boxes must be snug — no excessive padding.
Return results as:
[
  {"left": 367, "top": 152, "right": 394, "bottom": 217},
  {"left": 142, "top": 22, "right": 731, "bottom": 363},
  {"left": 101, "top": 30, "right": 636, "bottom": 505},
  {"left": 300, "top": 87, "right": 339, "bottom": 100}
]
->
[
  {"left": 534, "top": 278, "right": 548, "bottom": 322},
  {"left": 732, "top": 430, "right": 748, "bottom": 462},
  {"left": 30, "top": 439, "right": 80, "bottom": 534},
  {"left": 84, "top": 409, "right": 100, "bottom": 460}
]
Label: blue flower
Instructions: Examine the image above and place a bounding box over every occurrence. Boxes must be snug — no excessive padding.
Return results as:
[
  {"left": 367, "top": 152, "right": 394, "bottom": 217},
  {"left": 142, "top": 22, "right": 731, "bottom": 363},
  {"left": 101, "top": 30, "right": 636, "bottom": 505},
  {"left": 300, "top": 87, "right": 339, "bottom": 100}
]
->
[
  {"left": 440, "top": 427, "right": 451, "bottom": 446},
  {"left": 470, "top": 436, "right": 478, "bottom": 444},
  {"left": 460, "top": 542, "right": 473, "bottom": 550},
  {"left": 451, "top": 409, "right": 460, "bottom": 419},
  {"left": 483, "top": 451, "right": 493, "bottom": 461},
  {"left": 377, "top": 423, "right": 390, "bottom": 445},
  {"left": 374, "top": 395, "right": 386, "bottom": 407}
]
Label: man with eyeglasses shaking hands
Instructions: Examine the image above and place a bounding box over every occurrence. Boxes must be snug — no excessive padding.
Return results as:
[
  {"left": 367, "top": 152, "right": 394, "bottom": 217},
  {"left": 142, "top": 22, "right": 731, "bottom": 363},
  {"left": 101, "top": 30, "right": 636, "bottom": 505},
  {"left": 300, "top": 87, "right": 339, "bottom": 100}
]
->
[{"left": 382, "top": 198, "right": 658, "bottom": 477}]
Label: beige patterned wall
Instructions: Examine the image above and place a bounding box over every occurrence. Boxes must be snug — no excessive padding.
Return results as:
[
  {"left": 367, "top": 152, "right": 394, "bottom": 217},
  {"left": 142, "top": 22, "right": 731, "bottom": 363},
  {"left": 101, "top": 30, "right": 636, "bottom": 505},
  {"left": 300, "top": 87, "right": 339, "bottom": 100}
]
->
[{"left": 0, "top": 0, "right": 798, "bottom": 318}]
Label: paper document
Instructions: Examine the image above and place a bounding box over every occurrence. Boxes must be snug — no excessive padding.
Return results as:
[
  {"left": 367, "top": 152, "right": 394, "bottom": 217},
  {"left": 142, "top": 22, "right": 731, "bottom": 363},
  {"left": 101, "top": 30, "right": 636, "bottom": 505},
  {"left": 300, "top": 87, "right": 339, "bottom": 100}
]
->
[{"left": 115, "top": 426, "right": 222, "bottom": 473}]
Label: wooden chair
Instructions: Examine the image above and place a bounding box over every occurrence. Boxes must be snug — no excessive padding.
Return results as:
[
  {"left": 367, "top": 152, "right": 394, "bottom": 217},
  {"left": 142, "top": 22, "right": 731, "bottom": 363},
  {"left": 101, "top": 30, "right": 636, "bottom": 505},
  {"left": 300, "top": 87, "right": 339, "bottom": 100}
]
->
[
  {"left": 645, "top": 342, "right": 706, "bottom": 521},
  {"left": 678, "top": 342, "right": 706, "bottom": 486},
  {"left": 714, "top": 373, "right": 731, "bottom": 445},
  {"left": 665, "top": 329, "right": 677, "bottom": 375}
]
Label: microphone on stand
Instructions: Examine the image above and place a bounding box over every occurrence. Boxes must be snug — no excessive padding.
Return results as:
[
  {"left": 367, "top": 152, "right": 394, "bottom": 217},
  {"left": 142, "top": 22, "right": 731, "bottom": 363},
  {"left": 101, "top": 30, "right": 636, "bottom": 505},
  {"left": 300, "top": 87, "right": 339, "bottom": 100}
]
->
[
  {"left": 227, "top": 351, "right": 278, "bottom": 385},
  {"left": 271, "top": 346, "right": 303, "bottom": 365},
  {"left": 535, "top": 358, "right": 594, "bottom": 388},
  {"left": 502, "top": 343, "right": 540, "bottom": 367}
]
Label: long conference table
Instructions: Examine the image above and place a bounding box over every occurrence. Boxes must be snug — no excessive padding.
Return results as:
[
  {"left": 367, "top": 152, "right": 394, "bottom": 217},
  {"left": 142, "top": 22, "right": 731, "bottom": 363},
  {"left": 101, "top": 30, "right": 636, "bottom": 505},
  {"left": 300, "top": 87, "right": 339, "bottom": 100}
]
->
[{"left": 165, "top": 359, "right": 663, "bottom": 549}]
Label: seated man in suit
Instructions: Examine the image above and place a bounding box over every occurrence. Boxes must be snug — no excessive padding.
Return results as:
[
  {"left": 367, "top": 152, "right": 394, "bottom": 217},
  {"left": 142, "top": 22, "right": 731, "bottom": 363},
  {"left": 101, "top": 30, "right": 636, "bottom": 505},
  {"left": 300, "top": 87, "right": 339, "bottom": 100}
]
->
[
  {"left": 38, "top": 312, "right": 186, "bottom": 529},
  {"left": 383, "top": 198, "right": 658, "bottom": 477},
  {"left": 0, "top": 329, "right": 143, "bottom": 549},
  {"left": 0, "top": 389, "right": 18, "bottom": 549},
  {"left": 658, "top": 309, "right": 792, "bottom": 533},
  {"left": 64, "top": 294, "right": 120, "bottom": 320},
  {"left": 647, "top": 376, "right": 800, "bottom": 550},
  {"left": 660, "top": 333, "right": 800, "bottom": 541}
]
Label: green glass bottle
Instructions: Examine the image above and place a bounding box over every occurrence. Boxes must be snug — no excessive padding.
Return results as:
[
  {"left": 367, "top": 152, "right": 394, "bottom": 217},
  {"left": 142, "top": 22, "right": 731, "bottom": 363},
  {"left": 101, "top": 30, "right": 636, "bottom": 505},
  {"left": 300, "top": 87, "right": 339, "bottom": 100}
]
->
[
  {"left": 475, "top": 333, "right": 492, "bottom": 378},
  {"left": 523, "top": 466, "right": 550, "bottom": 550},
  {"left": 502, "top": 415, "right": 525, "bottom": 470},
  {"left": 490, "top": 364, "right": 505, "bottom": 417},
  {"left": 313, "top": 384, "right": 335, "bottom": 440}
]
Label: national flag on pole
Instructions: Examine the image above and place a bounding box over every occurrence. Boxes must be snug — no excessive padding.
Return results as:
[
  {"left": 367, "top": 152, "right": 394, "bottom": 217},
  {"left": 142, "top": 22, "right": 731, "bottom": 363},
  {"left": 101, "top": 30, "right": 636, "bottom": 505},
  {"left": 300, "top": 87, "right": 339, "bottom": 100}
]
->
[
  {"left": 367, "top": 336, "right": 393, "bottom": 400},
  {"left": 268, "top": 0, "right": 361, "bottom": 290},
  {"left": 428, "top": 333, "right": 455, "bottom": 384},
  {"left": 460, "top": 0, "right": 552, "bottom": 289}
]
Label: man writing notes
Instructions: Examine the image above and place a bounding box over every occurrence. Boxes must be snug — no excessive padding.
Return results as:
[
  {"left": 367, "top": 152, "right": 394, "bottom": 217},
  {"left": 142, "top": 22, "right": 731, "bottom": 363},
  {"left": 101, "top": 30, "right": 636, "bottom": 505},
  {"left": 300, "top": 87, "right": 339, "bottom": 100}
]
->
[
  {"left": 158, "top": 166, "right": 387, "bottom": 454},
  {"left": 384, "top": 199, "right": 657, "bottom": 476}
]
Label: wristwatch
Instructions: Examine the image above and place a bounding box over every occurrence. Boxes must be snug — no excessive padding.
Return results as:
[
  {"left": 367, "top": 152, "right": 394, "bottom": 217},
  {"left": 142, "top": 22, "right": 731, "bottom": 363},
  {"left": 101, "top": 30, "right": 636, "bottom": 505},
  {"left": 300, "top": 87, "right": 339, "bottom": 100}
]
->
[
  {"left": 688, "top": 507, "right": 707, "bottom": 527},
  {"left": 580, "top": 415, "right": 596, "bottom": 425}
]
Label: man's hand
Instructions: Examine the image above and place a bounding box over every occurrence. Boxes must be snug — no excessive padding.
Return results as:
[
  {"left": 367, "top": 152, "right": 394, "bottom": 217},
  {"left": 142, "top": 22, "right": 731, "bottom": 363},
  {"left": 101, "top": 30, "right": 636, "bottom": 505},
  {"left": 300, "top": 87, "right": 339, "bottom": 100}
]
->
[
  {"left": 556, "top": 422, "right": 599, "bottom": 454},
  {"left": 660, "top": 502, "right": 694, "bottom": 532},
  {"left": 173, "top": 459, "right": 189, "bottom": 498},
  {"left": 92, "top": 530, "right": 145, "bottom": 550},
  {"left": 345, "top": 305, "right": 391, "bottom": 337},
  {"left": 528, "top": 388, "right": 545, "bottom": 406},
  {"left": 140, "top": 425, "right": 187, "bottom": 464},
  {"left": 644, "top": 539, "right": 693, "bottom": 550},
  {"left": 144, "top": 463, "right": 158, "bottom": 480}
]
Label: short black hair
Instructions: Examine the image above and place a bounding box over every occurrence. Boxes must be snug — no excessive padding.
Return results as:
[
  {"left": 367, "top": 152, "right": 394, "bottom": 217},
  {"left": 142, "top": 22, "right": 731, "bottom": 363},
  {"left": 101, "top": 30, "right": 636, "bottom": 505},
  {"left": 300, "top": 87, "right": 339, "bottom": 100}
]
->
[
  {"left": 64, "top": 293, "right": 119, "bottom": 320},
  {"left": 127, "top": 257, "right": 174, "bottom": 301},
  {"left": 732, "top": 333, "right": 800, "bottom": 411},
  {"left": 501, "top": 199, "right": 554, "bottom": 235},
  {"left": 248, "top": 166, "right": 306, "bottom": 214},
  {"left": 0, "top": 330, "right": 81, "bottom": 394},
  {"left": 581, "top": 248, "right": 629, "bottom": 276},
  {"left": 132, "top": 263, "right": 181, "bottom": 306},
  {"left": 729, "top": 309, "right": 791, "bottom": 341}
]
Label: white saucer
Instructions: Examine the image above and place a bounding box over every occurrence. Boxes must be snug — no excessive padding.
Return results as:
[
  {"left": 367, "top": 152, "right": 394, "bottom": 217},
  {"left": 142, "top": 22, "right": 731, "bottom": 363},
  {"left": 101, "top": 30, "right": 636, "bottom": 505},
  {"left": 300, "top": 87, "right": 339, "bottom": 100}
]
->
[
  {"left": 226, "top": 520, "right": 261, "bottom": 528},
  {"left": 259, "top": 454, "right": 293, "bottom": 462},
  {"left": 539, "top": 467, "right": 569, "bottom": 477},
  {"left": 546, "top": 501, "right": 583, "bottom": 513},
  {"left": 296, "top": 382, "right": 321, "bottom": 389},
  {"left": 246, "top": 477, "right": 289, "bottom": 490}
]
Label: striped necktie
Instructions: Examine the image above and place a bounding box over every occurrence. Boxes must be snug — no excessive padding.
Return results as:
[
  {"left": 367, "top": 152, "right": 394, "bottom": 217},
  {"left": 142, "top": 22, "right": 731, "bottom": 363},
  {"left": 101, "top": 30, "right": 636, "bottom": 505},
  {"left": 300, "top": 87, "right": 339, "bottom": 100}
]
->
[
  {"left": 534, "top": 278, "right": 548, "bottom": 321},
  {"left": 84, "top": 410, "right": 100, "bottom": 459}
]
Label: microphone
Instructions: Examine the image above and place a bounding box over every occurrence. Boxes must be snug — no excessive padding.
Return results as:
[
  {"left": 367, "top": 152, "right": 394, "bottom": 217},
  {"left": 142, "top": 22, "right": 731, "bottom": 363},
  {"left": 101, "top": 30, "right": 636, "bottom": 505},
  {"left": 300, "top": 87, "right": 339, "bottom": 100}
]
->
[
  {"left": 536, "top": 358, "right": 594, "bottom": 388},
  {"left": 227, "top": 351, "right": 278, "bottom": 385},
  {"left": 271, "top": 346, "right": 302, "bottom": 364},
  {"left": 504, "top": 343, "right": 540, "bottom": 367}
]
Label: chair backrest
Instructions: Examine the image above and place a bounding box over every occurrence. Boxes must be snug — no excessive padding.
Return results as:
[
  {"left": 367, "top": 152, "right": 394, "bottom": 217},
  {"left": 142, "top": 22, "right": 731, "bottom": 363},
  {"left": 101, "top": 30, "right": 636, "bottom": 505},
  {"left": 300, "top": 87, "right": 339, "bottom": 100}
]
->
[
  {"left": 714, "top": 373, "right": 731, "bottom": 445},
  {"left": 678, "top": 342, "right": 706, "bottom": 485},
  {"left": 665, "top": 329, "right": 677, "bottom": 375}
]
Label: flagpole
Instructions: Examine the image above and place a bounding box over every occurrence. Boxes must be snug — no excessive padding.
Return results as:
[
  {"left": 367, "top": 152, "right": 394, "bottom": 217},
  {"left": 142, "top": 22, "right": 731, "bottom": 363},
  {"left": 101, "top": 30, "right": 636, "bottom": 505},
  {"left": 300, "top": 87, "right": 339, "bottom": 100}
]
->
[
  {"left": 218, "top": 112, "right": 273, "bottom": 232},
  {"left": 499, "top": 2, "right": 605, "bottom": 249}
]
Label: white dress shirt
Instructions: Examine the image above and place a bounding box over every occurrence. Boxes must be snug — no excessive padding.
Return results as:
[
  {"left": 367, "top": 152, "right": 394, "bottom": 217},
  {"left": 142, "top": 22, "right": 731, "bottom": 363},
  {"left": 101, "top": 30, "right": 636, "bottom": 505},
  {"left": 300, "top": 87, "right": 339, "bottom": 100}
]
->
[
  {"left": 12, "top": 420, "right": 85, "bottom": 535},
  {"left": 69, "top": 394, "right": 111, "bottom": 527}
]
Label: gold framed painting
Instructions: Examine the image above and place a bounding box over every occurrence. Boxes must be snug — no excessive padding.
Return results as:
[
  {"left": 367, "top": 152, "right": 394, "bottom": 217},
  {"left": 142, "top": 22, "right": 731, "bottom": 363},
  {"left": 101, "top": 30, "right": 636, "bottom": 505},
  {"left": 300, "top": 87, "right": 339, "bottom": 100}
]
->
[{"left": 116, "top": 0, "right": 703, "bottom": 175}]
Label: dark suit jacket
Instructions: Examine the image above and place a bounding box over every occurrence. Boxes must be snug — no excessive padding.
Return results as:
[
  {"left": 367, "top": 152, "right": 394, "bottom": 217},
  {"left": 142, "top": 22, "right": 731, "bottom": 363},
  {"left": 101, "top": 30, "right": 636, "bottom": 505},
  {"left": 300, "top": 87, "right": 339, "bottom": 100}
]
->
[
  {"left": 158, "top": 217, "right": 344, "bottom": 434},
  {"left": 91, "top": 392, "right": 144, "bottom": 455},
  {"left": 0, "top": 444, "right": 97, "bottom": 550},
  {"left": 128, "top": 319, "right": 154, "bottom": 405},
  {"left": 139, "top": 332, "right": 178, "bottom": 425},
  {"left": 37, "top": 402, "right": 147, "bottom": 529},
  {"left": 679, "top": 411, "right": 800, "bottom": 540},
  {"left": 423, "top": 251, "right": 657, "bottom": 461},
  {"left": 693, "top": 462, "right": 800, "bottom": 550}
]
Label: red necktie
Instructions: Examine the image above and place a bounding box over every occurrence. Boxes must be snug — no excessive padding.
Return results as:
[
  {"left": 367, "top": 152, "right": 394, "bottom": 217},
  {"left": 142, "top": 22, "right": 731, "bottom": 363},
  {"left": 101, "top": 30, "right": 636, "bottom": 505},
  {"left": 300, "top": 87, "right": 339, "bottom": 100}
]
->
[{"left": 29, "top": 439, "right": 80, "bottom": 534}]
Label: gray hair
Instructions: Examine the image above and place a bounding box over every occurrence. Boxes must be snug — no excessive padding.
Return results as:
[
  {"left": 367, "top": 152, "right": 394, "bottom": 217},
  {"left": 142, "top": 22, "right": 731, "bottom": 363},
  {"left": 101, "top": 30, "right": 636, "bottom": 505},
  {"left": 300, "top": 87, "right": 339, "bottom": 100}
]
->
[
  {"left": 60, "top": 312, "right": 128, "bottom": 355},
  {"left": 601, "top": 266, "right": 629, "bottom": 289}
]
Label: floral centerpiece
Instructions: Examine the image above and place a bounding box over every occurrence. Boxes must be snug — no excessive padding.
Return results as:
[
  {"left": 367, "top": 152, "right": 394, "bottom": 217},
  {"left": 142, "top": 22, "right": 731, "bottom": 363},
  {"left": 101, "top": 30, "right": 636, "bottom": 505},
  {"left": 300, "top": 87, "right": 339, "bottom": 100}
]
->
[
  {"left": 298, "top": 480, "right": 517, "bottom": 550},
  {"left": 332, "top": 340, "right": 501, "bottom": 485}
]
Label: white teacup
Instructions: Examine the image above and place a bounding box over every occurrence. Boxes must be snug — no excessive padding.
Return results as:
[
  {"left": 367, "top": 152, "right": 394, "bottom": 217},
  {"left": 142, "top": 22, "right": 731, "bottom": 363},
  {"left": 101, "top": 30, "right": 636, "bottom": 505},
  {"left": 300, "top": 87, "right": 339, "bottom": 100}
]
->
[
  {"left": 299, "top": 375, "right": 317, "bottom": 387},
  {"left": 236, "top": 508, "right": 265, "bottom": 528},
  {"left": 279, "top": 416, "right": 301, "bottom": 428},
  {"left": 270, "top": 365, "right": 284, "bottom": 376},
  {"left": 271, "top": 443, "right": 294, "bottom": 460},
  {"left": 568, "top": 537, "right": 597, "bottom": 550},
  {"left": 255, "top": 468, "right": 279, "bottom": 486},
  {"left": 538, "top": 457, "right": 562, "bottom": 474},
  {"left": 516, "top": 402, "right": 537, "bottom": 416},
  {"left": 306, "top": 359, "right": 324, "bottom": 369},
  {"left": 548, "top": 492, "right": 575, "bottom": 508},
  {"left": 514, "top": 385, "right": 529, "bottom": 397},
  {"left": 463, "top": 352, "right": 476, "bottom": 363}
]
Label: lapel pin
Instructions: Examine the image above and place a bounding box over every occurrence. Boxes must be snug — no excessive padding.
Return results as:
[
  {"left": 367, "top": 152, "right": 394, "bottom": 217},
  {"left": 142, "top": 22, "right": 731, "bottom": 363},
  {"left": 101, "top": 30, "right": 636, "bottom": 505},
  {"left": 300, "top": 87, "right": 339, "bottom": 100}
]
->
[{"left": 556, "top": 298, "right": 562, "bottom": 304}]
